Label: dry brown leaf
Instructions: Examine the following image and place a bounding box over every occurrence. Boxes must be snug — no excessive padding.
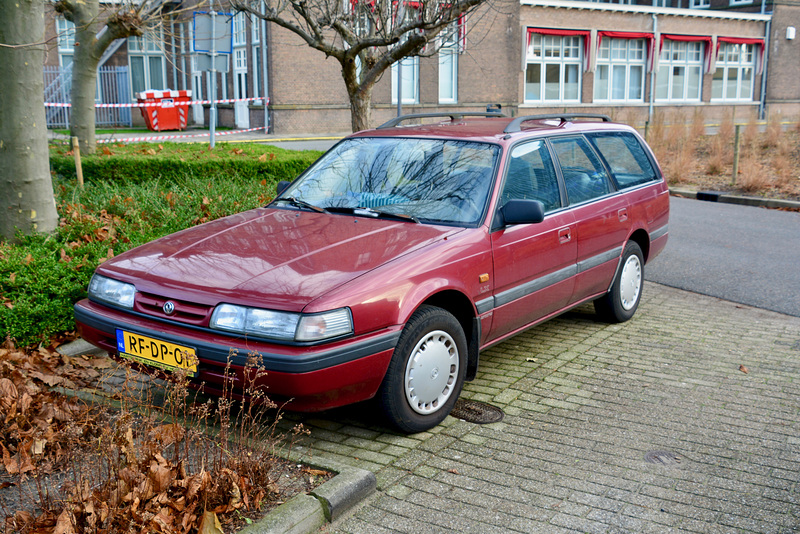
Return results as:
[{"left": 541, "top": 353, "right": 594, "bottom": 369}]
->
[
  {"left": 151, "top": 423, "right": 185, "bottom": 447},
  {"left": 9, "top": 272, "right": 16, "bottom": 283},
  {"left": 198, "top": 511, "right": 224, "bottom": 534},
  {"left": 302, "top": 467, "right": 328, "bottom": 477},
  {"left": 54, "top": 509, "right": 77, "bottom": 534},
  {"left": 739, "top": 364, "right": 749, "bottom": 374},
  {"left": 0, "top": 377, "right": 18, "bottom": 399},
  {"left": 23, "top": 253, "right": 33, "bottom": 265}
]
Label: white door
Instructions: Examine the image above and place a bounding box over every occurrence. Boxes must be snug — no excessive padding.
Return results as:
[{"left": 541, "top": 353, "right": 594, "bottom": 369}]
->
[{"left": 234, "top": 48, "right": 249, "bottom": 129}]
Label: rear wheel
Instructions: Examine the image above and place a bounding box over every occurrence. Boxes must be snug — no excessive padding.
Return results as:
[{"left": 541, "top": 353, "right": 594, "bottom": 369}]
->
[
  {"left": 378, "top": 306, "right": 467, "bottom": 433},
  {"left": 594, "top": 241, "right": 644, "bottom": 323}
]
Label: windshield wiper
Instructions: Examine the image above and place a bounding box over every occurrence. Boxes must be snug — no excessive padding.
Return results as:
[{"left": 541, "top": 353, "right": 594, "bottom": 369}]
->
[
  {"left": 271, "top": 196, "right": 327, "bottom": 213},
  {"left": 326, "top": 206, "right": 419, "bottom": 223}
]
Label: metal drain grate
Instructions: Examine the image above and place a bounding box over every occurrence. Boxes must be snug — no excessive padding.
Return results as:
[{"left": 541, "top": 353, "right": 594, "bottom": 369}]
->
[
  {"left": 644, "top": 450, "right": 682, "bottom": 466},
  {"left": 451, "top": 399, "right": 505, "bottom": 424}
]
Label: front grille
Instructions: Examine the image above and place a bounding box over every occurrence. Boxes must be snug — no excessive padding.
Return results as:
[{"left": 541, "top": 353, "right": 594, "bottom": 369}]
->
[{"left": 135, "top": 291, "right": 214, "bottom": 326}]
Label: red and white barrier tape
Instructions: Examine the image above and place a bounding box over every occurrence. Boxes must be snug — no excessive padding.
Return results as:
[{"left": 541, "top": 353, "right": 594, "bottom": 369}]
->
[
  {"left": 45, "top": 97, "right": 267, "bottom": 108},
  {"left": 95, "top": 126, "right": 266, "bottom": 144}
]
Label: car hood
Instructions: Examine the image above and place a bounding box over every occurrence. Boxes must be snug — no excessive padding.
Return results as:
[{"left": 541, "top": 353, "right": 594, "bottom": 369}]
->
[{"left": 97, "top": 207, "right": 464, "bottom": 311}]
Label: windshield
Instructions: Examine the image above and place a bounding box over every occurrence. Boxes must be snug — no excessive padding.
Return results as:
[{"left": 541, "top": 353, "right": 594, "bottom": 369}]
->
[{"left": 280, "top": 137, "right": 500, "bottom": 225}]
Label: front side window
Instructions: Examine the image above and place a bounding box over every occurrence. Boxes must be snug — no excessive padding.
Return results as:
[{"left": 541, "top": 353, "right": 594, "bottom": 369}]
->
[
  {"left": 586, "top": 132, "right": 658, "bottom": 189},
  {"left": 500, "top": 141, "right": 561, "bottom": 212},
  {"left": 551, "top": 137, "right": 611, "bottom": 205},
  {"left": 281, "top": 138, "right": 501, "bottom": 226},
  {"left": 712, "top": 43, "right": 755, "bottom": 101},
  {"left": 690, "top": 0, "right": 710, "bottom": 7},
  {"left": 525, "top": 34, "right": 582, "bottom": 103},
  {"left": 594, "top": 38, "right": 646, "bottom": 102},
  {"left": 656, "top": 40, "right": 703, "bottom": 102}
]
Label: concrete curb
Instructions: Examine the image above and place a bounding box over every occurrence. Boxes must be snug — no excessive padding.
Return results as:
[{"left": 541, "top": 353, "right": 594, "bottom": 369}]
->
[
  {"left": 56, "top": 339, "right": 377, "bottom": 534},
  {"left": 238, "top": 464, "right": 376, "bottom": 534},
  {"left": 670, "top": 187, "right": 800, "bottom": 210}
]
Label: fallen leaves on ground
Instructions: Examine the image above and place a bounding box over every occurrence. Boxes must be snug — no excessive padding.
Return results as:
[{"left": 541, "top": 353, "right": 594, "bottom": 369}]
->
[{"left": 0, "top": 336, "right": 106, "bottom": 479}]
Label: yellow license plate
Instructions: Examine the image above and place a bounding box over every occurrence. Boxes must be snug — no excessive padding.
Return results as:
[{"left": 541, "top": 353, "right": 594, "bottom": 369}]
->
[{"left": 116, "top": 330, "right": 198, "bottom": 376}]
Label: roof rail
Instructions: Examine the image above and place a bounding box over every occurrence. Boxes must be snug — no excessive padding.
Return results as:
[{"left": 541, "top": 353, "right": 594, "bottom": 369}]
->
[
  {"left": 503, "top": 113, "right": 612, "bottom": 134},
  {"left": 376, "top": 112, "right": 507, "bottom": 130}
]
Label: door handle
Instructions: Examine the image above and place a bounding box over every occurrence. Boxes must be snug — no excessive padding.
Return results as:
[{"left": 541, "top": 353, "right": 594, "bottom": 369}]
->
[
  {"left": 618, "top": 208, "right": 628, "bottom": 222},
  {"left": 558, "top": 227, "right": 572, "bottom": 244}
]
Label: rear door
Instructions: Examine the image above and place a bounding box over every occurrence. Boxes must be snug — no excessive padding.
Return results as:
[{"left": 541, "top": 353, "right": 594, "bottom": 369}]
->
[
  {"left": 488, "top": 139, "right": 577, "bottom": 341},
  {"left": 549, "top": 135, "right": 631, "bottom": 305}
]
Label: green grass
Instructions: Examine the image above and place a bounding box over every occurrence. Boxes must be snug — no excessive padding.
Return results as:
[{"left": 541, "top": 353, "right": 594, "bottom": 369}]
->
[{"left": 1, "top": 143, "right": 323, "bottom": 347}]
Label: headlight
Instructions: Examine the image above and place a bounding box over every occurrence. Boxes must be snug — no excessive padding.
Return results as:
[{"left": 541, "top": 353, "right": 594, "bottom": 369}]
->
[
  {"left": 88, "top": 274, "right": 136, "bottom": 309},
  {"left": 210, "top": 304, "right": 352, "bottom": 342}
]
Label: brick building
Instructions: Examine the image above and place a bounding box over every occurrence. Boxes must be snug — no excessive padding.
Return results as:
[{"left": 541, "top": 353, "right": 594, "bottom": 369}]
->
[{"left": 43, "top": 0, "right": 800, "bottom": 134}]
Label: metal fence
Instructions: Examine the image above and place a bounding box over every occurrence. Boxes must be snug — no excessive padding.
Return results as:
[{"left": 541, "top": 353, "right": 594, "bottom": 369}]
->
[{"left": 43, "top": 66, "right": 133, "bottom": 129}]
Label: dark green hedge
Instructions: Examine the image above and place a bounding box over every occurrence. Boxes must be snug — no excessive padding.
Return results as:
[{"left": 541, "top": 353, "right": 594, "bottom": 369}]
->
[{"left": 49, "top": 142, "right": 322, "bottom": 184}]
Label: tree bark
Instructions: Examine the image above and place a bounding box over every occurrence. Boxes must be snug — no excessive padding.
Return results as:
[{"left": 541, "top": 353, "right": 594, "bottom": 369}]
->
[
  {"left": 0, "top": 0, "right": 60, "bottom": 241},
  {"left": 70, "top": 2, "right": 102, "bottom": 154},
  {"left": 349, "top": 86, "right": 373, "bottom": 132}
]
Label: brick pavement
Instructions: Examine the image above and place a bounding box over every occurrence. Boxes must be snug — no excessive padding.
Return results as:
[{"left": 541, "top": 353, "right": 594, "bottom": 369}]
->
[
  {"left": 79, "top": 283, "right": 800, "bottom": 532},
  {"left": 281, "top": 283, "right": 800, "bottom": 533}
]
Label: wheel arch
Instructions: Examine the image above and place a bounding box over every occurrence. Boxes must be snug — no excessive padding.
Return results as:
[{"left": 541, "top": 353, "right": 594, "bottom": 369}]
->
[
  {"left": 628, "top": 228, "right": 651, "bottom": 263},
  {"left": 420, "top": 289, "right": 481, "bottom": 381}
]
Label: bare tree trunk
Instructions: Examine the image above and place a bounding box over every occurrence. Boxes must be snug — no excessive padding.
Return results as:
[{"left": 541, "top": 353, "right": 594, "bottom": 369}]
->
[
  {"left": 349, "top": 87, "right": 373, "bottom": 132},
  {"left": 0, "top": 0, "right": 59, "bottom": 241},
  {"left": 70, "top": 2, "right": 102, "bottom": 154}
]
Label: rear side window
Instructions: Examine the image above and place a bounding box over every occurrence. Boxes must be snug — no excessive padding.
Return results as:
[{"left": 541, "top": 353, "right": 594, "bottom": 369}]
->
[
  {"left": 550, "top": 136, "right": 612, "bottom": 205},
  {"left": 587, "top": 132, "right": 658, "bottom": 189}
]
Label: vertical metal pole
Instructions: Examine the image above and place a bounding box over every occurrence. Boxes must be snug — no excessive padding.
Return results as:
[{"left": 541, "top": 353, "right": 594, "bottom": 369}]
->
[
  {"left": 261, "top": 1, "right": 269, "bottom": 134},
  {"left": 210, "top": 0, "right": 217, "bottom": 148},
  {"left": 759, "top": 20, "right": 771, "bottom": 120},
  {"left": 732, "top": 124, "right": 741, "bottom": 185},
  {"left": 396, "top": 60, "right": 403, "bottom": 117}
]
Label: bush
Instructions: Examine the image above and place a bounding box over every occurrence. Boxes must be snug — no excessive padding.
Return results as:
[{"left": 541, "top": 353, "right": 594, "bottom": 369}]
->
[
  {"left": 49, "top": 142, "right": 321, "bottom": 184},
  {"left": 1, "top": 143, "right": 324, "bottom": 347}
]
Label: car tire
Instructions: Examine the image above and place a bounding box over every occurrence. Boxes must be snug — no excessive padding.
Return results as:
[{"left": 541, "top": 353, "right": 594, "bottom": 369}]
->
[
  {"left": 378, "top": 305, "right": 467, "bottom": 433},
  {"left": 594, "top": 241, "right": 644, "bottom": 323}
]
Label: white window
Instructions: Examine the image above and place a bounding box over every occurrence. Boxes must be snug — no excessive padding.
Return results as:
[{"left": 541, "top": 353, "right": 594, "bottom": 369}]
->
[
  {"left": 594, "top": 38, "right": 646, "bottom": 102},
  {"left": 438, "top": 21, "right": 461, "bottom": 104},
  {"left": 129, "top": 31, "right": 166, "bottom": 95},
  {"left": 652, "top": 0, "right": 672, "bottom": 6},
  {"left": 525, "top": 34, "right": 582, "bottom": 103},
  {"left": 392, "top": 56, "right": 419, "bottom": 104},
  {"left": 251, "top": 14, "right": 263, "bottom": 101},
  {"left": 56, "top": 18, "right": 75, "bottom": 67},
  {"left": 391, "top": 4, "right": 422, "bottom": 104},
  {"left": 656, "top": 40, "right": 703, "bottom": 102},
  {"left": 712, "top": 43, "right": 755, "bottom": 101},
  {"left": 690, "top": 0, "right": 710, "bottom": 7},
  {"left": 729, "top": 0, "right": 752, "bottom": 5},
  {"left": 233, "top": 13, "right": 247, "bottom": 47}
]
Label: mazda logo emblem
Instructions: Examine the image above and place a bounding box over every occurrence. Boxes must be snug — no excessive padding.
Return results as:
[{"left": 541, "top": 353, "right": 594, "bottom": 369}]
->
[{"left": 163, "top": 301, "right": 176, "bottom": 315}]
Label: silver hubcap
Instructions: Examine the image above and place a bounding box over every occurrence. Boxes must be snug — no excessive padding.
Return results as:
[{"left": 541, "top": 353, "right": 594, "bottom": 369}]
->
[
  {"left": 619, "top": 254, "right": 642, "bottom": 311},
  {"left": 404, "top": 330, "right": 459, "bottom": 415}
]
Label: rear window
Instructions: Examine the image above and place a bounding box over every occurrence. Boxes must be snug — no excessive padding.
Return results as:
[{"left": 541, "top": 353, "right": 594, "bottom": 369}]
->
[{"left": 587, "top": 132, "right": 658, "bottom": 189}]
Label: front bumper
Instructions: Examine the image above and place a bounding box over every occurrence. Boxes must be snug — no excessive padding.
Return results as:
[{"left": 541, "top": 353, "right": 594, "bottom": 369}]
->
[{"left": 74, "top": 299, "right": 400, "bottom": 411}]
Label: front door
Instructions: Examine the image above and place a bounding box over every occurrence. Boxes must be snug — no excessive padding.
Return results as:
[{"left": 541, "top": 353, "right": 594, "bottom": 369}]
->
[{"left": 489, "top": 139, "right": 577, "bottom": 341}]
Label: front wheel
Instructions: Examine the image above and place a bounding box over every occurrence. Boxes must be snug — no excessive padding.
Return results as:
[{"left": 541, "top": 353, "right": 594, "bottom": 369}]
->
[
  {"left": 378, "top": 306, "right": 467, "bottom": 433},
  {"left": 594, "top": 241, "right": 644, "bottom": 323}
]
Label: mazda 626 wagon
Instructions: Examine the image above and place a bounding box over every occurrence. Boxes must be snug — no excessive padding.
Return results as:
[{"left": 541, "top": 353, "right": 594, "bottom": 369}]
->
[{"left": 75, "top": 113, "right": 669, "bottom": 433}]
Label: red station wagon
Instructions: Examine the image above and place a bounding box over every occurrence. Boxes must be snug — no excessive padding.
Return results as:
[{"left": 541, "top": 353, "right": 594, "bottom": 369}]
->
[{"left": 75, "top": 113, "right": 669, "bottom": 433}]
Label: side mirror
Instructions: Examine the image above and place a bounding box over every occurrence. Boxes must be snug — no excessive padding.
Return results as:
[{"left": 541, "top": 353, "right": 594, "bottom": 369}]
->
[
  {"left": 500, "top": 199, "right": 545, "bottom": 225},
  {"left": 276, "top": 180, "right": 291, "bottom": 196}
]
